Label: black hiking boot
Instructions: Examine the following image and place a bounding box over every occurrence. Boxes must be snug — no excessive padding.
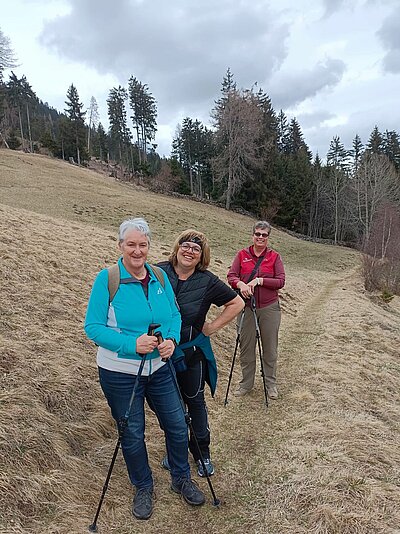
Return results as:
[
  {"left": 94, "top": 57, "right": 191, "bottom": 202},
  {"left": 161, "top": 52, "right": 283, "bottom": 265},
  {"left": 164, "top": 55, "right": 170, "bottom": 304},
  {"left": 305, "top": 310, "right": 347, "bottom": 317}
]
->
[
  {"left": 132, "top": 487, "right": 154, "bottom": 520},
  {"left": 171, "top": 477, "right": 205, "bottom": 506}
]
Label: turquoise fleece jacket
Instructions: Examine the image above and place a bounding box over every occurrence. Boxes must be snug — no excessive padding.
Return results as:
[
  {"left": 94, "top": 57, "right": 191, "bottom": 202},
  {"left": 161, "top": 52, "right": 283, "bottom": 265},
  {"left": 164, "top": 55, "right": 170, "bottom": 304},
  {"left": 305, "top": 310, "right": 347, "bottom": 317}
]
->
[{"left": 85, "top": 259, "right": 181, "bottom": 368}]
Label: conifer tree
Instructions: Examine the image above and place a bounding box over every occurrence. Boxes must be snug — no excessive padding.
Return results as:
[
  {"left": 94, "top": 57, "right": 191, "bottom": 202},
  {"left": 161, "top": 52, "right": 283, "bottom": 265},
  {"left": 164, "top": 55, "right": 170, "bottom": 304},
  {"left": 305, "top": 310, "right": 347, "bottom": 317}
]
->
[
  {"left": 107, "top": 86, "right": 130, "bottom": 164},
  {"left": 64, "top": 83, "right": 86, "bottom": 164},
  {"left": 172, "top": 117, "right": 214, "bottom": 197},
  {"left": 128, "top": 76, "right": 157, "bottom": 165},
  {"left": 212, "top": 70, "right": 264, "bottom": 210},
  {"left": 95, "top": 122, "right": 108, "bottom": 162},
  {"left": 367, "top": 125, "right": 384, "bottom": 154},
  {"left": 308, "top": 154, "right": 331, "bottom": 238},
  {"left": 7, "top": 72, "right": 26, "bottom": 148},
  {"left": 276, "top": 110, "right": 290, "bottom": 154},
  {"left": 383, "top": 130, "right": 400, "bottom": 171},
  {"left": 351, "top": 134, "right": 364, "bottom": 174},
  {"left": 326, "top": 136, "right": 352, "bottom": 243}
]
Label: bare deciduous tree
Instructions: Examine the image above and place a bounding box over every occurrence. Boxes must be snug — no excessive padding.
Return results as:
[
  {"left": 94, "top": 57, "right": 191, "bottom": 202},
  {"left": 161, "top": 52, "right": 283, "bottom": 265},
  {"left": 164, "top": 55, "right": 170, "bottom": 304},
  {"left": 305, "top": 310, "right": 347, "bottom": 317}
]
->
[
  {"left": 353, "top": 152, "right": 399, "bottom": 241},
  {"left": 87, "top": 96, "right": 99, "bottom": 155},
  {"left": 362, "top": 201, "right": 400, "bottom": 295},
  {"left": 0, "top": 28, "right": 17, "bottom": 81}
]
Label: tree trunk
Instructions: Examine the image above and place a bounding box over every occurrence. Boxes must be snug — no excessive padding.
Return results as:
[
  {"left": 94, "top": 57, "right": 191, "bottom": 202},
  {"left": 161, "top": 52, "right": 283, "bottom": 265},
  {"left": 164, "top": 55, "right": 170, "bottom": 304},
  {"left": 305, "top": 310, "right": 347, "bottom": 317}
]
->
[
  {"left": 141, "top": 124, "right": 147, "bottom": 162},
  {"left": 0, "top": 130, "right": 10, "bottom": 149},
  {"left": 87, "top": 126, "right": 91, "bottom": 154},
  {"left": 26, "top": 103, "right": 33, "bottom": 152},
  {"left": 18, "top": 107, "right": 25, "bottom": 149},
  {"left": 226, "top": 164, "right": 233, "bottom": 210},
  {"left": 136, "top": 126, "right": 141, "bottom": 165}
]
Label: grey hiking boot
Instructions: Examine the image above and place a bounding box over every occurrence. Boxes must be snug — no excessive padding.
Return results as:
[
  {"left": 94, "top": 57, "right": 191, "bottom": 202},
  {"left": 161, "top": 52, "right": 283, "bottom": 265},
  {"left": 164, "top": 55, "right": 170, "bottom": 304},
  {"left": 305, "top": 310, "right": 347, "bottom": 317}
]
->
[
  {"left": 234, "top": 387, "right": 250, "bottom": 397},
  {"left": 171, "top": 477, "right": 205, "bottom": 506},
  {"left": 197, "top": 458, "right": 215, "bottom": 477},
  {"left": 268, "top": 385, "right": 279, "bottom": 400},
  {"left": 132, "top": 487, "right": 153, "bottom": 520}
]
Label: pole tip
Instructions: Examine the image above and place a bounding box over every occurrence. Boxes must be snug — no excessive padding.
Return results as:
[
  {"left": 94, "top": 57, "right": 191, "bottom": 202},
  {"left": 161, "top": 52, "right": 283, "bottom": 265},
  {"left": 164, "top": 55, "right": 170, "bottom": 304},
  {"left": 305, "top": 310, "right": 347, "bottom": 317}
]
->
[
  {"left": 88, "top": 524, "right": 98, "bottom": 532},
  {"left": 212, "top": 498, "right": 221, "bottom": 507}
]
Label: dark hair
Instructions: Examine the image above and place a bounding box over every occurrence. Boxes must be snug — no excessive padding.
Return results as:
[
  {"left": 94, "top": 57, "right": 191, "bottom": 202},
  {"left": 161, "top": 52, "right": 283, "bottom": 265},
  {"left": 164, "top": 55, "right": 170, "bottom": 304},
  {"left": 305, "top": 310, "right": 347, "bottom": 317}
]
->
[{"left": 169, "top": 229, "right": 210, "bottom": 271}]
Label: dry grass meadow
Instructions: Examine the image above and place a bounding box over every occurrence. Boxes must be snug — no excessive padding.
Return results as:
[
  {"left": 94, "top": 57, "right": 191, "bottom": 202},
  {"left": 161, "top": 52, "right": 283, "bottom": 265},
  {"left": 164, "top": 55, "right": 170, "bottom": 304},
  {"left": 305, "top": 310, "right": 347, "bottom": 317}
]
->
[{"left": 0, "top": 149, "right": 399, "bottom": 534}]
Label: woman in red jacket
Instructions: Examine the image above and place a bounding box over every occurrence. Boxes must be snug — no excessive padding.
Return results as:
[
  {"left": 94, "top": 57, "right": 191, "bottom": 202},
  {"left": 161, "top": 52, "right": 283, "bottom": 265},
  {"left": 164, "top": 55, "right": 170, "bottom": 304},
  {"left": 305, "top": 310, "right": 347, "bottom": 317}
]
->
[{"left": 227, "top": 221, "right": 285, "bottom": 400}]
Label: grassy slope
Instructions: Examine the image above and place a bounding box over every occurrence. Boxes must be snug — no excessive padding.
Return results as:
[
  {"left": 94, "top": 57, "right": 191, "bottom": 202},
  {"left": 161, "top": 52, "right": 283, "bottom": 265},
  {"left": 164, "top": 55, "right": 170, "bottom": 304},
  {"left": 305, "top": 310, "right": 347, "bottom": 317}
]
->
[{"left": 0, "top": 150, "right": 399, "bottom": 534}]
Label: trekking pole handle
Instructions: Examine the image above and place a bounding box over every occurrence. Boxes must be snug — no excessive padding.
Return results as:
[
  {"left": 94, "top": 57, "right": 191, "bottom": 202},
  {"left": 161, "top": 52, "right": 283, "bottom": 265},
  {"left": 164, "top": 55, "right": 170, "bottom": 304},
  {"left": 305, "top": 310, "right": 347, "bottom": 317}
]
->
[
  {"left": 154, "top": 332, "right": 169, "bottom": 363},
  {"left": 148, "top": 323, "right": 161, "bottom": 336},
  {"left": 137, "top": 323, "right": 161, "bottom": 357}
]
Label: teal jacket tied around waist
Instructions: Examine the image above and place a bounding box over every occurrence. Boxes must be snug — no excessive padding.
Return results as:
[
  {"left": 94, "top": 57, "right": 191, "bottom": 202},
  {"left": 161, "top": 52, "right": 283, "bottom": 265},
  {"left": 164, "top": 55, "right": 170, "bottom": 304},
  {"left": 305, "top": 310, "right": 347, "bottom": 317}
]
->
[{"left": 173, "top": 333, "right": 217, "bottom": 397}]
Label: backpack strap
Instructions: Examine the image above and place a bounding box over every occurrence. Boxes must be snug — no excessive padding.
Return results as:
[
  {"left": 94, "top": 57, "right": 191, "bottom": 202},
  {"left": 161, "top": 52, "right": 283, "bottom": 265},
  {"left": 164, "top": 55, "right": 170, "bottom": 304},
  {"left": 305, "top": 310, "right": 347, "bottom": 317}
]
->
[
  {"left": 107, "top": 263, "right": 165, "bottom": 303},
  {"left": 107, "top": 263, "right": 120, "bottom": 303},
  {"left": 150, "top": 264, "right": 165, "bottom": 288}
]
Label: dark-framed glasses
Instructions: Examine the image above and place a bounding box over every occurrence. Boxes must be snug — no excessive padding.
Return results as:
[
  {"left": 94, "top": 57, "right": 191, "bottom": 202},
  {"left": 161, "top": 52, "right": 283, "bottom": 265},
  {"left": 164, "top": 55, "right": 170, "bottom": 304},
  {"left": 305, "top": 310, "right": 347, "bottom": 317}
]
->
[
  {"left": 180, "top": 242, "right": 202, "bottom": 254},
  {"left": 254, "top": 232, "right": 269, "bottom": 238}
]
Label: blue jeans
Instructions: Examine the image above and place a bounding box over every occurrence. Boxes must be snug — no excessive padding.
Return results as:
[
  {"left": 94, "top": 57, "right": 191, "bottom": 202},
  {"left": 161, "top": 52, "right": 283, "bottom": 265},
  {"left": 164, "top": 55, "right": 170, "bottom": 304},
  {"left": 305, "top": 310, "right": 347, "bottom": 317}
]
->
[
  {"left": 177, "top": 356, "right": 210, "bottom": 461},
  {"left": 99, "top": 364, "right": 190, "bottom": 489}
]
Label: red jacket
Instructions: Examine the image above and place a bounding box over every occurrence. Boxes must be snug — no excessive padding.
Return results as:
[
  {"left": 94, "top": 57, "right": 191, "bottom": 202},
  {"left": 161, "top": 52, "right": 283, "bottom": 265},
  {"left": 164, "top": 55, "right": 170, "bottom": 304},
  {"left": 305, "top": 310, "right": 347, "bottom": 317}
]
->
[{"left": 227, "top": 246, "right": 285, "bottom": 308}]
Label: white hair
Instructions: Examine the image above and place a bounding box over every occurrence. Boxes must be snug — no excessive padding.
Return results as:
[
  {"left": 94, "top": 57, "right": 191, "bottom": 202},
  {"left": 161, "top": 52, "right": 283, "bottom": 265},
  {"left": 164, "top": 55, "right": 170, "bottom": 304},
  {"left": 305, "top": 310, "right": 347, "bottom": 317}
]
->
[{"left": 118, "top": 218, "right": 151, "bottom": 243}]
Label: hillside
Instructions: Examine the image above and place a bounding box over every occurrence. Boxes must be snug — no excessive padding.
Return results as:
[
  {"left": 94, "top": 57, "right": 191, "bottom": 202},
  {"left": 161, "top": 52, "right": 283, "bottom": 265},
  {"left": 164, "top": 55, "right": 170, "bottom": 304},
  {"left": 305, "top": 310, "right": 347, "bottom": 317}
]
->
[{"left": 0, "top": 149, "right": 399, "bottom": 534}]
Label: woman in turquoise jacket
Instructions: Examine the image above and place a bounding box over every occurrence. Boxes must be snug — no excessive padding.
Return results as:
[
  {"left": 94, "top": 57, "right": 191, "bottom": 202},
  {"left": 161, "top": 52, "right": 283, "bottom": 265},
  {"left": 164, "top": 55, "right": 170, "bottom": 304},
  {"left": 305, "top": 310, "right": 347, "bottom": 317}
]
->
[{"left": 85, "top": 218, "right": 205, "bottom": 521}]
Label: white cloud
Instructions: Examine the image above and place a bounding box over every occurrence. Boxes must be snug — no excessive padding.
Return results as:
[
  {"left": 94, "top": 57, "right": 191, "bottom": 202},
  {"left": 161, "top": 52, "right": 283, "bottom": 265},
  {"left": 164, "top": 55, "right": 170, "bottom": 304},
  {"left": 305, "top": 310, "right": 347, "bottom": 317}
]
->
[{"left": 1, "top": 0, "right": 399, "bottom": 159}]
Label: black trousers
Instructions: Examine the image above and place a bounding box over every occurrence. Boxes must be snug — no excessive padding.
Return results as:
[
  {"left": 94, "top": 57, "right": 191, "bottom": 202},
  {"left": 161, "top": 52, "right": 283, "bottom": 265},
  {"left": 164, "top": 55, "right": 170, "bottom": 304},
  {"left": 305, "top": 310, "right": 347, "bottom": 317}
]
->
[{"left": 177, "top": 355, "right": 210, "bottom": 461}]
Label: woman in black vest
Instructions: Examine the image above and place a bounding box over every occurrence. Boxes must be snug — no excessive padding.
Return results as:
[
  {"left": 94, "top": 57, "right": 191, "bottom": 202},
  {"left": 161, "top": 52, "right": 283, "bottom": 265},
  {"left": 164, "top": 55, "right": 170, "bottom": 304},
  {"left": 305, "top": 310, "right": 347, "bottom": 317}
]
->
[{"left": 158, "top": 229, "right": 243, "bottom": 476}]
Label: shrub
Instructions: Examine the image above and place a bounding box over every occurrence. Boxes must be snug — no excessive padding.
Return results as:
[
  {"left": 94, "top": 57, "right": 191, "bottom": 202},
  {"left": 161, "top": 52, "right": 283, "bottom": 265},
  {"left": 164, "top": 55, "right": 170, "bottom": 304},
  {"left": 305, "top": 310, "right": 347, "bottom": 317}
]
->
[{"left": 362, "top": 202, "right": 400, "bottom": 296}]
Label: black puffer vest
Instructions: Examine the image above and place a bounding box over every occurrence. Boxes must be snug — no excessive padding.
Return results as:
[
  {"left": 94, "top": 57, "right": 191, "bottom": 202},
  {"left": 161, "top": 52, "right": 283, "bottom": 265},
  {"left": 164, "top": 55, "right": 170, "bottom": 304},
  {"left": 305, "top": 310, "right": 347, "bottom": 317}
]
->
[{"left": 158, "top": 261, "right": 213, "bottom": 344}]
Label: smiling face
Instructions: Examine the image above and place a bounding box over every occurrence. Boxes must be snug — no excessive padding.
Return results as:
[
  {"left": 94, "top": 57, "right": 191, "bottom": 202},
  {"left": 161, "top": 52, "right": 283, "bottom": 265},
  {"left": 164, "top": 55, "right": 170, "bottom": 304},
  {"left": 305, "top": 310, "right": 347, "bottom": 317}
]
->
[
  {"left": 176, "top": 241, "right": 202, "bottom": 275},
  {"left": 252, "top": 227, "right": 270, "bottom": 252},
  {"left": 118, "top": 229, "right": 149, "bottom": 276}
]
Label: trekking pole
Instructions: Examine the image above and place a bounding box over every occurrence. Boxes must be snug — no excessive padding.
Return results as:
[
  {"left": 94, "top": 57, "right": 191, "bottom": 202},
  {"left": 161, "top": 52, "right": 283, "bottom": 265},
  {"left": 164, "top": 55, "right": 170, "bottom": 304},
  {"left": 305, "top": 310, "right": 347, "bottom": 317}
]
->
[
  {"left": 167, "top": 358, "right": 221, "bottom": 507},
  {"left": 88, "top": 323, "right": 161, "bottom": 533},
  {"left": 224, "top": 308, "right": 245, "bottom": 406},
  {"left": 250, "top": 297, "right": 269, "bottom": 409},
  {"left": 157, "top": 334, "right": 221, "bottom": 507}
]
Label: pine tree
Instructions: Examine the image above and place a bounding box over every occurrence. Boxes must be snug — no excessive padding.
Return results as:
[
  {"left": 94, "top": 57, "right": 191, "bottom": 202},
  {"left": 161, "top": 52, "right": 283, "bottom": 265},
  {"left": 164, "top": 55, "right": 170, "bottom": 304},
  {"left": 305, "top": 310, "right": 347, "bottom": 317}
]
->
[
  {"left": 276, "top": 110, "right": 290, "bottom": 154},
  {"left": 172, "top": 117, "right": 214, "bottom": 197},
  {"left": 351, "top": 134, "right": 364, "bottom": 174},
  {"left": 211, "top": 71, "right": 264, "bottom": 210},
  {"left": 128, "top": 76, "right": 157, "bottom": 165},
  {"left": 308, "top": 154, "right": 329, "bottom": 238},
  {"left": 383, "top": 129, "right": 400, "bottom": 171},
  {"left": 7, "top": 72, "right": 26, "bottom": 148},
  {"left": 287, "top": 118, "right": 311, "bottom": 158},
  {"left": 326, "top": 136, "right": 352, "bottom": 243},
  {"left": 367, "top": 125, "right": 384, "bottom": 154},
  {"left": 64, "top": 84, "right": 86, "bottom": 164},
  {"left": 95, "top": 122, "right": 108, "bottom": 162},
  {"left": 107, "top": 86, "right": 130, "bottom": 164}
]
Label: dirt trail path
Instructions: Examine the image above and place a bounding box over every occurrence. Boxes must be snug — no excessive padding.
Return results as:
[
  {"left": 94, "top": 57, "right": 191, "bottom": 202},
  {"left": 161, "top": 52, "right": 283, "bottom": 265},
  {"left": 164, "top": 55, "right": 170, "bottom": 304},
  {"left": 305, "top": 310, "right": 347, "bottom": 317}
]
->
[{"left": 210, "top": 265, "right": 400, "bottom": 534}]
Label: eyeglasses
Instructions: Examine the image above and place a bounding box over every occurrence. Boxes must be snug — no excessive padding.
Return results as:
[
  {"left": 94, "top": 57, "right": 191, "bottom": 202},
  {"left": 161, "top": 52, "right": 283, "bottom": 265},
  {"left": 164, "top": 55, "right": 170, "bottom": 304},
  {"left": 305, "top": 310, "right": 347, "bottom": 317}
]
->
[
  {"left": 179, "top": 242, "right": 202, "bottom": 254},
  {"left": 254, "top": 232, "right": 269, "bottom": 238}
]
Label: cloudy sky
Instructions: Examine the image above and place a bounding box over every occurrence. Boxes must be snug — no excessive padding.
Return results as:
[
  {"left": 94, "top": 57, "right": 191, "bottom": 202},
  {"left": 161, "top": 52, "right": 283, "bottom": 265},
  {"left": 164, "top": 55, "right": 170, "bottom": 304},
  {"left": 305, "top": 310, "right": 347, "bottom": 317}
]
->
[{"left": 2, "top": 0, "right": 400, "bottom": 158}]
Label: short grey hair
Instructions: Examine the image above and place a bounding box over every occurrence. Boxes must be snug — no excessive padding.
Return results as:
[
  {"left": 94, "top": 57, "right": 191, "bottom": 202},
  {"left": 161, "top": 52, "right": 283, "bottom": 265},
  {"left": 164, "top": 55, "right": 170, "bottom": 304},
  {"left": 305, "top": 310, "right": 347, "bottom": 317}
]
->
[
  {"left": 118, "top": 218, "right": 151, "bottom": 243},
  {"left": 253, "top": 221, "right": 271, "bottom": 235}
]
